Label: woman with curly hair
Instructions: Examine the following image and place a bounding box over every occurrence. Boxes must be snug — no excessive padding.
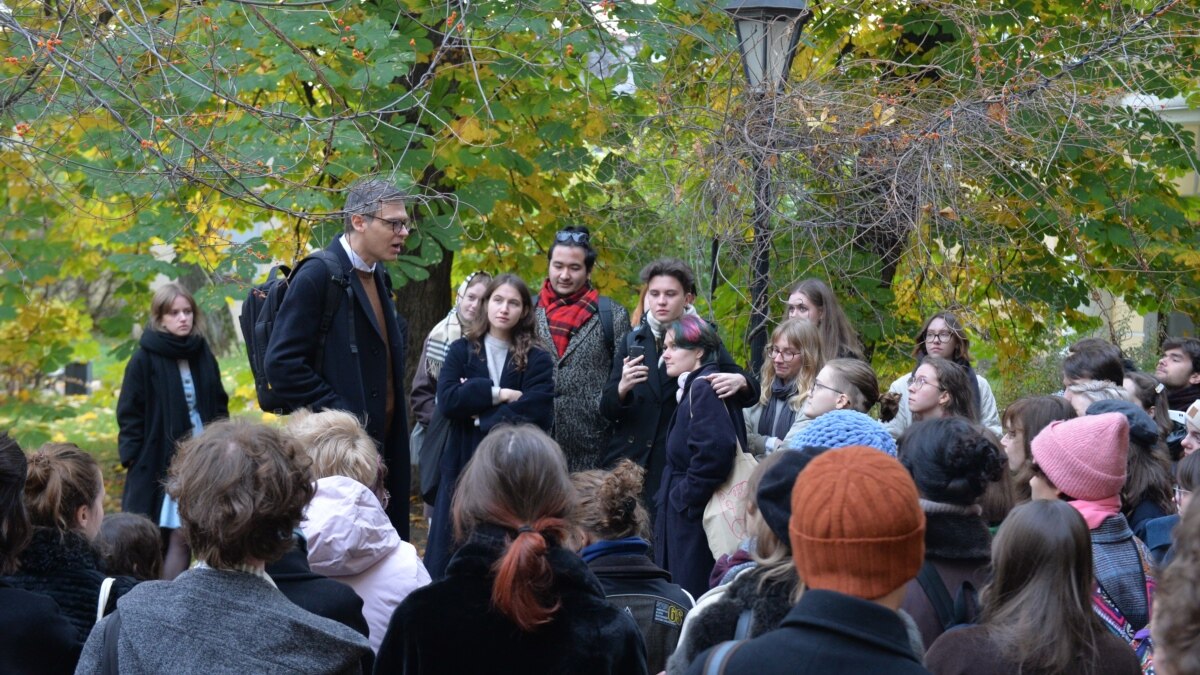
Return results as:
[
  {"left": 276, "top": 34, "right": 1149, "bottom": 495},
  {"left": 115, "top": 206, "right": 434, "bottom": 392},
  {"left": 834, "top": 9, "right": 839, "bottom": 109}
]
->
[
  {"left": 424, "top": 274, "right": 556, "bottom": 580},
  {"left": 377, "top": 425, "right": 647, "bottom": 675},
  {"left": 76, "top": 419, "right": 371, "bottom": 674},
  {"left": 899, "top": 418, "right": 1006, "bottom": 650}
]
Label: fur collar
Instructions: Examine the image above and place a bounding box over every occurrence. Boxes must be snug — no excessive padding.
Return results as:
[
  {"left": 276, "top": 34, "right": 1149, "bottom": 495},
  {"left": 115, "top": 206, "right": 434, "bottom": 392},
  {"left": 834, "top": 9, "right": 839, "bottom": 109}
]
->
[
  {"left": 923, "top": 511, "right": 992, "bottom": 561},
  {"left": 447, "top": 524, "right": 606, "bottom": 599},
  {"left": 17, "top": 527, "right": 102, "bottom": 575}
]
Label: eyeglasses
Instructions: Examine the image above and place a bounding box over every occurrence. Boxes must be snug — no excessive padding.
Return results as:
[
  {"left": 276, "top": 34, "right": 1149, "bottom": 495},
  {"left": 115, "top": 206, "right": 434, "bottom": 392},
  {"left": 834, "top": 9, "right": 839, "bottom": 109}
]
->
[
  {"left": 766, "top": 346, "right": 800, "bottom": 361},
  {"left": 909, "top": 376, "right": 943, "bottom": 392},
  {"left": 555, "top": 230, "right": 590, "bottom": 244},
  {"left": 811, "top": 380, "right": 842, "bottom": 396},
  {"left": 925, "top": 331, "right": 955, "bottom": 344},
  {"left": 1175, "top": 485, "right": 1192, "bottom": 504},
  {"left": 374, "top": 215, "right": 413, "bottom": 234}
]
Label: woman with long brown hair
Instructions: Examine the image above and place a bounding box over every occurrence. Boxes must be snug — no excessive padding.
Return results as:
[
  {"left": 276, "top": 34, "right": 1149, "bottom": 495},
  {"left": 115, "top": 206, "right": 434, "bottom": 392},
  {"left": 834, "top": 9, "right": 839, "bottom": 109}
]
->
[
  {"left": 783, "top": 278, "right": 863, "bottom": 361},
  {"left": 1000, "top": 395, "right": 1075, "bottom": 503},
  {"left": 424, "top": 274, "right": 556, "bottom": 580},
  {"left": 376, "top": 425, "right": 647, "bottom": 675},
  {"left": 926, "top": 500, "right": 1140, "bottom": 674}
]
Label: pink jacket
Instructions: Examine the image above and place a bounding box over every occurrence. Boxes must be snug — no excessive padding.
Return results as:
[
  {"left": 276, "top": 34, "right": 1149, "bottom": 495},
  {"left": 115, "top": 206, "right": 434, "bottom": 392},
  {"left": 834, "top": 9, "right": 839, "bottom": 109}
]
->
[{"left": 302, "top": 475, "right": 431, "bottom": 652}]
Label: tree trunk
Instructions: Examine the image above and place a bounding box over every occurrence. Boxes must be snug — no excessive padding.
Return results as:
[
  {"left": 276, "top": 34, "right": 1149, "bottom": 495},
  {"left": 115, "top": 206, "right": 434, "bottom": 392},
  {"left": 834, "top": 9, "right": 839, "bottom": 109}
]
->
[{"left": 393, "top": 245, "right": 454, "bottom": 426}]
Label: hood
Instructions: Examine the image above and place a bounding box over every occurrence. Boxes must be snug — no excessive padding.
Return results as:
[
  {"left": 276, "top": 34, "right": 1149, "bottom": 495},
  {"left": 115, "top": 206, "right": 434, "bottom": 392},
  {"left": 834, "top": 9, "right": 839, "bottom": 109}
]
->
[{"left": 301, "top": 475, "right": 401, "bottom": 576}]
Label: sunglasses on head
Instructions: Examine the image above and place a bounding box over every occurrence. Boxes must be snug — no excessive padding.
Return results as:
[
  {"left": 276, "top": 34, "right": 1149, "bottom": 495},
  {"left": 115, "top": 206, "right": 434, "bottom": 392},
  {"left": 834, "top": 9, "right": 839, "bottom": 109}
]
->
[{"left": 555, "top": 230, "right": 590, "bottom": 244}]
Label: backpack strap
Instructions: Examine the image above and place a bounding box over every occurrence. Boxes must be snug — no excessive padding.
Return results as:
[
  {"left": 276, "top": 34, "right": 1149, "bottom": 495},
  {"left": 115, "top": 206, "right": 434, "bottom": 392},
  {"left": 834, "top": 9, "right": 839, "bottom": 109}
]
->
[
  {"left": 305, "top": 250, "right": 357, "bottom": 370},
  {"left": 733, "top": 609, "right": 754, "bottom": 640},
  {"left": 598, "top": 295, "right": 615, "bottom": 355},
  {"left": 917, "top": 560, "right": 956, "bottom": 631},
  {"left": 99, "top": 609, "right": 122, "bottom": 675},
  {"left": 702, "top": 639, "right": 748, "bottom": 675},
  {"left": 96, "top": 576, "right": 115, "bottom": 623}
]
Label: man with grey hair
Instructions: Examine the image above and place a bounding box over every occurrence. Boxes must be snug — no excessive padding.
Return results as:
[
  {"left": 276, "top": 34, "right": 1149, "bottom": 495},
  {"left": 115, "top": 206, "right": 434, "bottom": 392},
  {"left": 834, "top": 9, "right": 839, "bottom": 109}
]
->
[{"left": 265, "top": 177, "right": 413, "bottom": 537}]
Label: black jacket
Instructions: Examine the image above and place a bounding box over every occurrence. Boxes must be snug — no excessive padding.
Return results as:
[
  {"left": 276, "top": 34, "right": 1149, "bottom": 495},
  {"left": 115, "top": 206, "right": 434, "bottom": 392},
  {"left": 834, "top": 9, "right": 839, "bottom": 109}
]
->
[
  {"left": 668, "top": 565, "right": 798, "bottom": 675},
  {"left": 264, "top": 237, "right": 411, "bottom": 537},
  {"left": 688, "top": 589, "right": 931, "bottom": 675},
  {"left": 424, "top": 338, "right": 556, "bottom": 580},
  {"left": 599, "top": 323, "right": 757, "bottom": 514},
  {"left": 1, "top": 528, "right": 138, "bottom": 642},
  {"left": 900, "top": 511, "right": 992, "bottom": 650},
  {"left": 266, "top": 536, "right": 373, "bottom": 672},
  {"left": 376, "top": 526, "right": 649, "bottom": 675},
  {"left": 116, "top": 329, "right": 228, "bottom": 519},
  {"left": 585, "top": 539, "right": 693, "bottom": 675},
  {"left": 0, "top": 580, "right": 82, "bottom": 674}
]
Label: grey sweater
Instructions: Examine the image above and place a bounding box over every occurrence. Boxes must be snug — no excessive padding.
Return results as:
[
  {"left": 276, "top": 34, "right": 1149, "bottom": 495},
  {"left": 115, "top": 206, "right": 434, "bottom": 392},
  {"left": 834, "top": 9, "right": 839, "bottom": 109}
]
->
[{"left": 75, "top": 566, "right": 370, "bottom": 674}]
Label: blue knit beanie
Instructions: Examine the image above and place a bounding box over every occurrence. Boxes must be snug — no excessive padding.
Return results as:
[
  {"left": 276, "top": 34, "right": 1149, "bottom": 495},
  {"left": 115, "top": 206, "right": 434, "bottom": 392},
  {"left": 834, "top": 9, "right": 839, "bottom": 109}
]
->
[{"left": 789, "top": 410, "right": 897, "bottom": 456}]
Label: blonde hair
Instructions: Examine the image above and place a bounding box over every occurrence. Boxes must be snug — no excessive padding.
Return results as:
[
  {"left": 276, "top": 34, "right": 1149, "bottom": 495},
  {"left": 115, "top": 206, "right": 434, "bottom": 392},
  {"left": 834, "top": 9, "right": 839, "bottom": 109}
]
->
[
  {"left": 285, "top": 409, "right": 380, "bottom": 488},
  {"left": 758, "top": 319, "right": 823, "bottom": 411}
]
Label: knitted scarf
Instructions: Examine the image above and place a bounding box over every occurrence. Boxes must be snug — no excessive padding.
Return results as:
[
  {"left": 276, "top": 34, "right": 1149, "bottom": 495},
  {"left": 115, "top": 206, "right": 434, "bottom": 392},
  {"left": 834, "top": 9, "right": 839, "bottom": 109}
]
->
[
  {"left": 138, "top": 327, "right": 222, "bottom": 444},
  {"left": 538, "top": 278, "right": 598, "bottom": 357},
  {"left": 423, "top": 308, "right": 464, "bottom": 379},
  {"left": 758, "top": 377, "right": 798, "bottom": 439}
]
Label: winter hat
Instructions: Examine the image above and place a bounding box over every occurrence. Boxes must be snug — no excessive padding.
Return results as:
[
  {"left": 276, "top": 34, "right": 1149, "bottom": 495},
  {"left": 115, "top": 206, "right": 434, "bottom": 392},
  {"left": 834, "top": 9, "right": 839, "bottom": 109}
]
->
[
  {"left": 789, "top": 446, "right": 925, "bottom": 599},
  {"left": 1085, "top": 399, "right": 1158, "bottom": 447},
  {"left": 899, "top": 418, "right": 1005, "bottom": 506},
  {"left": 757, "top": 447, "right": 828, "bottom": 544},
  {"left": 1030, "top": 412, "right": 1129, "bottom": 501},
  {"left": 789, "top": 409, "right": 897, "bottom": 456}
]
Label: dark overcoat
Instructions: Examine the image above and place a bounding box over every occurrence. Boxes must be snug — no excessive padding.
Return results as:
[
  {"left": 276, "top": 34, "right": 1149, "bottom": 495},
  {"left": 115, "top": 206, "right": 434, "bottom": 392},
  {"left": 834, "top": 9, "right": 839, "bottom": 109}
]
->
[
  {"left": 654, "top": 363, "right": 744, "bottom": 598},
  {"left": 264, "top": 236, "right": 410, "bottom": 537},
  {"left": 0, "top": 580, "right": 81, "bottom": 675},
  {"left": 599, "top": 323, "right": 757, "bottom": 514},
  {"left": 423, "top": 338, "right": 555, "bottom": 580},
  {"left": 376, "top": 525, "right": 649, "bottom": 675},
  {"left": 116, "top": 333, "right": 227, "bottom": 519}
]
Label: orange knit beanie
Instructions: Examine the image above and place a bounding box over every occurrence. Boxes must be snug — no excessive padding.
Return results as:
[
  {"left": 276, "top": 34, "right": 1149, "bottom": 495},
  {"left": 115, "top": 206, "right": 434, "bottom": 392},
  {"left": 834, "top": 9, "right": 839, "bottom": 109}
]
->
[{"left": 789, "top": 445, "right": 926, "bottom": 599}]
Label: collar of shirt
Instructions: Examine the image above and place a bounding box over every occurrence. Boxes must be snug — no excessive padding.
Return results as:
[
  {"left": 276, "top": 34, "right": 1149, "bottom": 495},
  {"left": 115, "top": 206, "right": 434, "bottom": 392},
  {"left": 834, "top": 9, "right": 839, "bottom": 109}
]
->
[
  {"left": 338, "top": 234, "right": 376, "bottom": 273},
  {"left": 193, "top": 560, "right": 278, "bottom": 588}
]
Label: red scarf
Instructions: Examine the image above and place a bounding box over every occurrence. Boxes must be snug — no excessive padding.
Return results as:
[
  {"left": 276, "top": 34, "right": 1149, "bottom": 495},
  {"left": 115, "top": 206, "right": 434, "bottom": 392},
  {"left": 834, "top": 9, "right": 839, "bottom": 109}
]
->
[{"left": 539, "top": 278, "right": 599, "bottom": 357}]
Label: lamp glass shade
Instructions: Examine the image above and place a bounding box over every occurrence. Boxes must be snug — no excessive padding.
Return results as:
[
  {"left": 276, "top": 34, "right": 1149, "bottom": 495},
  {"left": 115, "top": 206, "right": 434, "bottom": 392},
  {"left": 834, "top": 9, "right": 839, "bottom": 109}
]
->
[{"left": 725, "top": 0, "right": 807, "bottom": 90}]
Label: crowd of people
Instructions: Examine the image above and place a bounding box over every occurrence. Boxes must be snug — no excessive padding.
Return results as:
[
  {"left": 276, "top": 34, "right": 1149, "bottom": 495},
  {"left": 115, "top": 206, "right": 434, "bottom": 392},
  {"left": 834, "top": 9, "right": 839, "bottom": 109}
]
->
[{"left": 4, "top": 178, "right": 1200, "bottom": 674}]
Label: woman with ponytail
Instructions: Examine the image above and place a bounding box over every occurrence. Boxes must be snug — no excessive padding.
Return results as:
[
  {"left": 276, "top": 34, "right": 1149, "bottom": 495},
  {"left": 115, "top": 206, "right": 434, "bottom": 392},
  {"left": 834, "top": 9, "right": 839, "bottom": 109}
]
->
[
  {"left": 2, "top": 443, "right": 136, "bottom": 642},
  {"left": 117, "top": 282, "right": 228, "bottom": 578},
  {"left": 376, "top": 425, "right": 648, "bottom": 675}
]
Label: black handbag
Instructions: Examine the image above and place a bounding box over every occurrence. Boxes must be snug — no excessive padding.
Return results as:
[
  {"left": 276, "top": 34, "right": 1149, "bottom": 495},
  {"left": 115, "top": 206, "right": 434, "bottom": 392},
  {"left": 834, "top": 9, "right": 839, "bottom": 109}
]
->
[{"left": 418, "top": 407, "right": 452, "bottom": 505}]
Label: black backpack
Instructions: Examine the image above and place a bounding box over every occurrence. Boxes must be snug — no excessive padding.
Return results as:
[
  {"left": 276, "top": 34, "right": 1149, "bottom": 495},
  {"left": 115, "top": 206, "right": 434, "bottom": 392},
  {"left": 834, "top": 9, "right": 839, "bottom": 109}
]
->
[{"left": 239, "top": 250, "right": 356, "bottom": 414}]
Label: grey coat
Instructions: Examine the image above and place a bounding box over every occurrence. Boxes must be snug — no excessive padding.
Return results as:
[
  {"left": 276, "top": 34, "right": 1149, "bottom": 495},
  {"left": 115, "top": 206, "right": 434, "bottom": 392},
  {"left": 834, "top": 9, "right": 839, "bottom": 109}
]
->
[
  {"left": 534, "top": 298, "right": 630, "bottom": 473},
  {"left": 75, "top": 567, "right": 370, "bottom": 674}
]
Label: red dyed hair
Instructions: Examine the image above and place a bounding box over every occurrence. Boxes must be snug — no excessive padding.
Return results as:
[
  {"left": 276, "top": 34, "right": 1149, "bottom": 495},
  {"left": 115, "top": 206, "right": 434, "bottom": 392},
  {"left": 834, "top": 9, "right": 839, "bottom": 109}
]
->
[{"left": 452, "top": 425, "right": 575, "bottom": 631}]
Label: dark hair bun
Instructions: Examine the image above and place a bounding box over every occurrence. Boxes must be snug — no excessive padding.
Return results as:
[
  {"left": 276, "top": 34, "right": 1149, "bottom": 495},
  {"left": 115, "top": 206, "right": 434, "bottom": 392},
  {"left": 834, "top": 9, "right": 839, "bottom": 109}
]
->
[{"left": 900, "top": 418, "right": 1005, "bottom": 505}]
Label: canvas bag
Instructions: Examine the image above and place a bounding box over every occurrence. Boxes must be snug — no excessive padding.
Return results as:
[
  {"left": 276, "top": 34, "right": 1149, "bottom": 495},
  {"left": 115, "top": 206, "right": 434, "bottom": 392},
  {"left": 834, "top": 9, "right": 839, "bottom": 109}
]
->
[{"left": 689, "top": 385, "right": 758, "bottom": 558}]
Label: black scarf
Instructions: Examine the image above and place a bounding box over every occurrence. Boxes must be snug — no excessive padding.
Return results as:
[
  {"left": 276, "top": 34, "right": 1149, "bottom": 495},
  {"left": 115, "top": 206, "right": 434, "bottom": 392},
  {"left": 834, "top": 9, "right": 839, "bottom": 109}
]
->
[
  {"left": 138, "top": 327, "right": 221, "bottom": 442},
  {"left": 1167, "top": 383, "right": 1200, "bottom": 412},
  {"left": 758, "top": 377, "right": 798, "bottom": 439}
]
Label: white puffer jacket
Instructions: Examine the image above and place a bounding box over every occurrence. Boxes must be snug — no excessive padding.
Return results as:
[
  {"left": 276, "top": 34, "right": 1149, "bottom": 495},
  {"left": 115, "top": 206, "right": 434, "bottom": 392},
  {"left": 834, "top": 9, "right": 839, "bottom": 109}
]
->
[{"left": 302, "top": 475, "right": 431, "bottom": 652}]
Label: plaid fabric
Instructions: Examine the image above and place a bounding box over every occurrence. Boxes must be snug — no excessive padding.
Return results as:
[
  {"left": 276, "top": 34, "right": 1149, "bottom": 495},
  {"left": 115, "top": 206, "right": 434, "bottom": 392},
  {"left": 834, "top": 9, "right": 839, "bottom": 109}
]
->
[
  {"left": 1092, "top": 516, "right": 1156, "bottom": 674},
  {"left": 538, "top": 278, "right": 599, "bottom": 357}
]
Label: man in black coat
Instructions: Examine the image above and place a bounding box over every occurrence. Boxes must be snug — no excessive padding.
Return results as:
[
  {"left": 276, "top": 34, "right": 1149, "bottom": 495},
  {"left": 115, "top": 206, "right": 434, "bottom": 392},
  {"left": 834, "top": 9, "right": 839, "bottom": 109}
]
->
[
  {"left": 599, "top": 258, "right": 758, "bottom": 516},
  {"left": 264, "top": 178, "right": 412, "bottom": 537},
  {"left": 689, "top": 446, "right": 931, "bottom": 675}
]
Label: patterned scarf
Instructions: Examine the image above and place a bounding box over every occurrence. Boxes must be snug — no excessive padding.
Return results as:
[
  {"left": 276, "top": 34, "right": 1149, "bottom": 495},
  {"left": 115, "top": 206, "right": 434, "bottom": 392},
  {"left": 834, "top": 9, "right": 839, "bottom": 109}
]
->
[
  {"left": 539, "top": 278, "right": 599, "bottom": 357},
  {"left": 424, "top": 308, "right": 464, "bottom": 380}
]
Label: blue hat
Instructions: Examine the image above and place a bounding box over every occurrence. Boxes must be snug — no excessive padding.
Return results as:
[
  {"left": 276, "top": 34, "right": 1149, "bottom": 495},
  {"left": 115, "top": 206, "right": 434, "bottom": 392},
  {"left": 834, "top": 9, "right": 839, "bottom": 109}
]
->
[{"left": 789, "top": 410, "right": 897, "bottom": 456}]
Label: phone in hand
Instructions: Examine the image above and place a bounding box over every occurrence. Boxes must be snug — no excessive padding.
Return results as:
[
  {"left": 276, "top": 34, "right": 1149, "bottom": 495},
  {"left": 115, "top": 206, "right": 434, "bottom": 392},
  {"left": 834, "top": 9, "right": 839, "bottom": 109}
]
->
[{"left": 628, "top": 345, "right": 645, "bottom": 360}]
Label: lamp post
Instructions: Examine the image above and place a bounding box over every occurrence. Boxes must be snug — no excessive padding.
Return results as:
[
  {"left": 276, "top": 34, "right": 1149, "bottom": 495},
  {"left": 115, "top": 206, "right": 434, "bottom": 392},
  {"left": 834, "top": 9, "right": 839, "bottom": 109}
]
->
[{"left": 724, "top": 0, "right": 809, "bottom": 374}]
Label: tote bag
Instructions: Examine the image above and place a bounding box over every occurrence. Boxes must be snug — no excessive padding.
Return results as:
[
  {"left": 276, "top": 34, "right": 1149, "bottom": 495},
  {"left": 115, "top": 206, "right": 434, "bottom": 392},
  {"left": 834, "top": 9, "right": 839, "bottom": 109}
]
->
[{"left": 689, "top": 386, "right": 759, "bottom": 558}]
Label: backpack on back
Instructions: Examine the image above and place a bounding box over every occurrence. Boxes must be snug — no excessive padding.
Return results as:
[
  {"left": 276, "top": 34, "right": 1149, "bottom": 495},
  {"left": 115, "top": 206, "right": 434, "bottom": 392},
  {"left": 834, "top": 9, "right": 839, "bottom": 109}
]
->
[{"left": 239, "top": 250, "right": 353, "bottom": 414}]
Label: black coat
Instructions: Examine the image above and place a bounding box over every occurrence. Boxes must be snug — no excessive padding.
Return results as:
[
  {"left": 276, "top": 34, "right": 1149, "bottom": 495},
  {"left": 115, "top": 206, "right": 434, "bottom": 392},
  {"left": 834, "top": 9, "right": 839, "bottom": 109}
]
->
[
  {"left": 0, "top": 581, "right": 82, "bottom": 675},
  {"left": 424, "top": 338, "right": 555, "bottom": 580},
  {"left": 1, "top": 528, "right": 138, "bottom": 642},
  {"left": 654, "top": 363, "right": 744, "bottom": 598},
  {"left": 116, "top": 329, "right": 228, "bottom": 519},
  {"left": 264, "top": 237, "right": 410, "bottom": 537},
  {"left": 599, "top": 323, "right": 757, "bottom": 514},
  {"left": 266, "top": 536, "right": 373, "bottom": 672},
  {"left": 376, "top": 526, "right": 648, "bottom": 675},
  {"left": 687, "top": 589, "right": 931, "bottom": 675},
  {"left": 900, "top": 511, "right": 992, "bottom": 651}
]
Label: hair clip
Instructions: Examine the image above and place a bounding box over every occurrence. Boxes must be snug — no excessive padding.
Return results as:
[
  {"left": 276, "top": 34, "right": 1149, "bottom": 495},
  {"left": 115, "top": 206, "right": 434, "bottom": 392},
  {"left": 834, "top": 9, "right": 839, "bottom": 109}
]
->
[{"left": 1155, "top": 382, "right": 1165, "bottom": 394}]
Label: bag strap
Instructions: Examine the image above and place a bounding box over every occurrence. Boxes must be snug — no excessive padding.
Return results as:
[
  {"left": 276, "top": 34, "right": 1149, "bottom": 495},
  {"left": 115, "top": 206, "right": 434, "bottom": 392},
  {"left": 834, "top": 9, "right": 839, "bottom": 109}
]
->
[
  {"left": 733, "top": 609, "right": 754, "bottom": 640},
  {"left": 305, "top": 250, "right": 357, "bottom": 370},
  {"left": 598, "top": 295, "right": 615, "bottom": 355},
  {"left": 96, "top": 576, "right": 115, "bottom": 623},
  {"left": 100, "top": 609, "right": 121, "bottom": 675},
  {"left": 916, "top": 561, "right": 956, "bottom": 631},
  {"left": 702, "top": 639, "right": 748, "bottom": 675}
]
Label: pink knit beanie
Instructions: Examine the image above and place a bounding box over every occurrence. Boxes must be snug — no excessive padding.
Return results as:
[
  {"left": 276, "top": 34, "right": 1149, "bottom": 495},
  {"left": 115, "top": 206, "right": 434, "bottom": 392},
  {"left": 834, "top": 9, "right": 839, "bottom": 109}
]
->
[{"left": 1030, "top": 412, "right": 1129, "bottom": 500}]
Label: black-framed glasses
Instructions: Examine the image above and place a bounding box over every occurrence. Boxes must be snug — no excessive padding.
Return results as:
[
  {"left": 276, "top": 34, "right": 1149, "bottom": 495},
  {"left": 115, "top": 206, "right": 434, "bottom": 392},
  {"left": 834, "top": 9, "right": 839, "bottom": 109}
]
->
[
  {"left": 765, "top": 346, "right": 800, "bottom": 361},
  {"left": 925, "top": 331, "right": 955, "bottom": 344},
  {"left": 374, "top": 215, "right": 413, "bottom": 234},
  {"left": 555, "top": 230, "right": 590, "bottom": 244},
  {"left": 811, "top": 380, "right": 842, "bottom": 396},
  {"left": 909, "top": 376, "right": 943, "bottom": 392}
]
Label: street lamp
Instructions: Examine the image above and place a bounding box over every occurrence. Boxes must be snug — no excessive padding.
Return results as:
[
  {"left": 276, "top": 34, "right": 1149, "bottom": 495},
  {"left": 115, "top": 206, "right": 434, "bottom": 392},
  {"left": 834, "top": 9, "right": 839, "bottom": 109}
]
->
[{"left": 724, "top": 0, "right": 809, "bottom": 373}]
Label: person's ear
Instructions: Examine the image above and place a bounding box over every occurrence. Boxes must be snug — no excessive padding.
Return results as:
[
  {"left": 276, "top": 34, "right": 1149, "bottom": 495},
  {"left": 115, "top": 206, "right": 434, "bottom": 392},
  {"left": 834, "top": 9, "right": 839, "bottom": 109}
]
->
[
  {"left": 75, "top": 503, "right": 93, "bottom": 532},
  {"left": 938, "top": 390, "right": 951, "bottom": 409},
  {"left": 1189, "top": 371, "right": 1200, "bottom": 386},
  {"left": 349, "top": 213, "right": 369, "bottom": 233},
  {"left": 684, "top": 292, "right": 695, "bottom": 306},
  {"left": 834, "top": 394, "right": 850, "bottom": 410}
]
